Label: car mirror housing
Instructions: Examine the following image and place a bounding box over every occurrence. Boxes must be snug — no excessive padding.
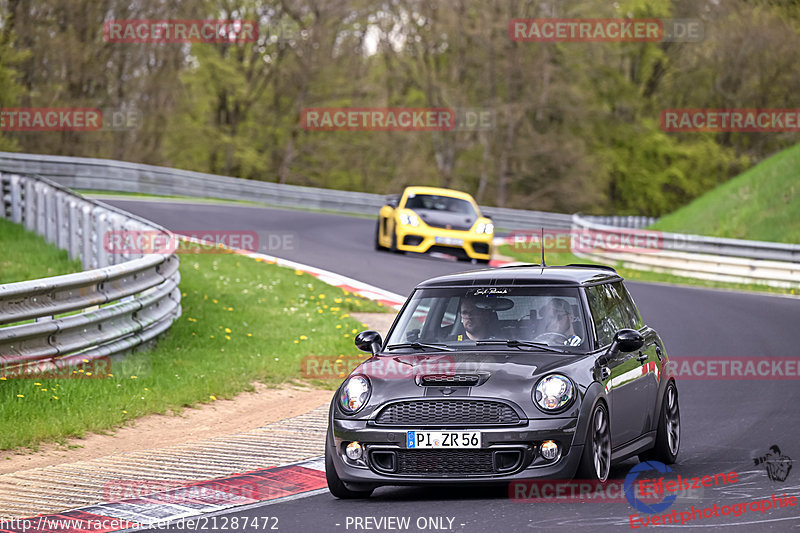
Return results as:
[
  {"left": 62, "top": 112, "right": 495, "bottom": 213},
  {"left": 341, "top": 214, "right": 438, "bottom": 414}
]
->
[
  {"left": 609, "top": 329, "right": 644, "bottom": 355},
  {"left": 355, "top": 330, "right": 383, "bottom": 355}
]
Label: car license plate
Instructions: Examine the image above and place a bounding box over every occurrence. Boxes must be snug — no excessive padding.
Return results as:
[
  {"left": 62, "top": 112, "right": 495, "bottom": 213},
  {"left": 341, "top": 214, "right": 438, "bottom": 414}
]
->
[
  {"left": 434, "top": 236, "right": 464, "bottom": 246},
  {"left": 406, "top": 431, "right": 481, "bottom": 449}
]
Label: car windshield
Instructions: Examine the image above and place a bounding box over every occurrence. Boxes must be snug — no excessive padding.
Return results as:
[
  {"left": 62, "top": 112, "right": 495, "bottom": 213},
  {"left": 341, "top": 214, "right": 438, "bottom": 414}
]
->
[
  {"left": 386, "top": 286, "right": 590, "bottom": 352},
  {"left": 404, "top": 194, "right": 476, "bottom": 216}
]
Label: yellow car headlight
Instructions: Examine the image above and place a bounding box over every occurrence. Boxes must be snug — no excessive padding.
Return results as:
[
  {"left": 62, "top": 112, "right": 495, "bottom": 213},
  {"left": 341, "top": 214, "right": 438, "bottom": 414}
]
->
[
  {"left": 475, "top": 222, "right": 494, "bottom": 234},
  {"left": 399, "top": 213, "right": 420, "bottom": 227}
]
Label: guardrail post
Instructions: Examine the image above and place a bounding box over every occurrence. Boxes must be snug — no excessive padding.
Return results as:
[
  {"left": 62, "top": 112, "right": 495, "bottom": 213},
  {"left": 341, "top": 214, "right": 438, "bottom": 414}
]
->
[
  {"left": 56, "top": 190, "right": 69, "bottom": 250},
  {"left": 81, "top": 203, "right": 94, "bottom": 270},
  {"left": 25, "top": 178, "right": 36, "bottom": 232},
  {"left": 10, "top": 174, "right": 23, "bottom": 223},
  {"left": 95, "top": 207, "right": 111, "bottom": 268}
]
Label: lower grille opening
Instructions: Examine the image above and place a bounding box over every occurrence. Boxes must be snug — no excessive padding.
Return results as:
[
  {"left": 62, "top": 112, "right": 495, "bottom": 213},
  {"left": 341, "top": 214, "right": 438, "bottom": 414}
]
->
[
  {"left": 370, "top": 450, "right": 398, "bottom": 473},
  {"left": 396, "top": 449, "right": 495, "bottom": 475},
  {"left": 472, "top": 242, "right": 490, "bottom": 255},
  {"left": 428, "top": 245, "right": 470, "bottom": 260},
  {"left": 403, "top": 235, "right": 423, "bottom": 246},
  {"left": 493, "top": 450, "right": 523, "bottom": 473}
]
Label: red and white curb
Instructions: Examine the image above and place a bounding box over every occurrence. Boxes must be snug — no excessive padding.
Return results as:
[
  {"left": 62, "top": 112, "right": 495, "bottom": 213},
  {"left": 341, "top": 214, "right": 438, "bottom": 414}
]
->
[{"left": 0, "top": 460, "right": 326, "bottom": 533}]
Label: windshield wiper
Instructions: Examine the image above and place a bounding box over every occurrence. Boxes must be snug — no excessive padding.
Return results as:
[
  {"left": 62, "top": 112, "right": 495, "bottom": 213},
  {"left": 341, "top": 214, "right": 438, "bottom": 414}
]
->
[
  {"left": 386, "top": 342, "right": 455, "bottom": 352},
  {"left": 475, "top": 339, "right": 568, "bottom": 354}
]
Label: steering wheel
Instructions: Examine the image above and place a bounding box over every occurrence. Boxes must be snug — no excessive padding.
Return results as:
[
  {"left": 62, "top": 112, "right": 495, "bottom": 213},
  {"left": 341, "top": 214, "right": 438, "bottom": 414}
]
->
[{"left": 533, "top": 332, "right": 569, "bottom": 344}]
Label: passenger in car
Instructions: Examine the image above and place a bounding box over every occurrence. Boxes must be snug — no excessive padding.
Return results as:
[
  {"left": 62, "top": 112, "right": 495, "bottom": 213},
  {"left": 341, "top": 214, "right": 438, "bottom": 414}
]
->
[{"left": 539, "top": 298, "right": 582, "bottom": 346}]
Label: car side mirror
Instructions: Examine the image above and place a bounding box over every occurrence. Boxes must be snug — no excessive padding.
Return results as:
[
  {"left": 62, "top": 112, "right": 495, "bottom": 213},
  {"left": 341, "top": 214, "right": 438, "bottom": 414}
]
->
[
  {"left": 596, "top": 329, "right": 644, "bottom": 368},
  {"left": 609, "top": 329, "right": 644, "bottom": 354},
  {"left": 355, "top": 330, "right": 383, "bottom": 355}
]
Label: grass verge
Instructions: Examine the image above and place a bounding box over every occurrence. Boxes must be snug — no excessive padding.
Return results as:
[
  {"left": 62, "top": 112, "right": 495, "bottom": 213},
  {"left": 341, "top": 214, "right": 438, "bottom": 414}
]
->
[
  {"left": 0, "top": 218, "right": 83, "bottom": 284},
  {"left": 498, "top": 244, "right": 798, "bottom": 297},
  {"left": 649, "top": 143, "right": 800, "bottom": 244},
  {"left": 0, "top": 249, "right": 390, "bottom": 451}
]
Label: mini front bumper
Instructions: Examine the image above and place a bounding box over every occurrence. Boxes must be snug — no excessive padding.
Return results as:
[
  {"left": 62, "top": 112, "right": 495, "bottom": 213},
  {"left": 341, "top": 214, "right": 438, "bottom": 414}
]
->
[{"left": 328, "top": 416, "right": 583, "bottom": 486}]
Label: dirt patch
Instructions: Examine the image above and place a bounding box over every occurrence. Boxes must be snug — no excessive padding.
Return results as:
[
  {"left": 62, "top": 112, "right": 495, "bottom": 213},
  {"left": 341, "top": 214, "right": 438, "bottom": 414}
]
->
[{"left": 0, "top": 384, "right": 333, "bottom": 475}]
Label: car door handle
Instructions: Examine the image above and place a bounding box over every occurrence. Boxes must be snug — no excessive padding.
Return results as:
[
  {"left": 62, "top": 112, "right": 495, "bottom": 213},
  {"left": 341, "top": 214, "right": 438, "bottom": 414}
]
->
[{"left": 636, "top": 352, "right": 648, "bottom": 363}]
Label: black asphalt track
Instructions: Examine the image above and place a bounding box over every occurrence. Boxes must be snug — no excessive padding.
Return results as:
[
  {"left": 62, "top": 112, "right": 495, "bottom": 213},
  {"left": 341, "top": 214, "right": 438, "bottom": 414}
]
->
[{"left": 107, "top": 199, "right": 800, "bottom": 532}]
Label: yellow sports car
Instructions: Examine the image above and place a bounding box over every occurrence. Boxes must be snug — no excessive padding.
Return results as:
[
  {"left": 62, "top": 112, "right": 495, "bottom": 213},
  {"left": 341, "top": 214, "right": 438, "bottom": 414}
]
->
[{"left": 375, "top": 186, "right": 493, "bottom": 263}]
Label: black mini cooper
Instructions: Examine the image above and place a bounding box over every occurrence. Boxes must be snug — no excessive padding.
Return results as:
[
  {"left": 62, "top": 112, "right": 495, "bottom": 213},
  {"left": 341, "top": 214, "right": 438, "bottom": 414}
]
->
[{"left": 326, "top": 265, "right": 680, "bottom": 498}]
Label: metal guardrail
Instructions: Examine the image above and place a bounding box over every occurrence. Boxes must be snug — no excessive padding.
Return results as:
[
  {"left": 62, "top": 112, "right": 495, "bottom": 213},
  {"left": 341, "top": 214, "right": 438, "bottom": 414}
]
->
[
  {"left": 0, "top": 151, "right": 626, "bottom": 231},
  {"left": 0, "top": 173, "right": 181, "bottom": 374},
  {"left": 570, "top": 216, "right": 800, "bottom": 289},
  {"left": 580, "top": 214, "right": 657, "bottom": 229}
]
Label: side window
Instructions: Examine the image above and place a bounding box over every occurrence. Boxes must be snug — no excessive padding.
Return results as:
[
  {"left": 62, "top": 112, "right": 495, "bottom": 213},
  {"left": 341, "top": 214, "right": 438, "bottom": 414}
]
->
[
  {"left": 586, "top": 286, "right": 611, "bottom": 347},
  {"left": 613, "top": 281, "right": 643, "bottom": 329},
  {"left": 586, "top": 284, "right": 626, "bottom": 346}
]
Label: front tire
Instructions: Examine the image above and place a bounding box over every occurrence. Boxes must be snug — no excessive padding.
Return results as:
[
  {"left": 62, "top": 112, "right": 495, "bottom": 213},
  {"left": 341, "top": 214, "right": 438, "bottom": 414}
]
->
[
  {"left": 390, "top": 229, "right": 402, "bottom": 254},
  {"left": 639, "top": 381, "right": 680, "bottom": 464},
  {"left": 577, "top": 402, "right": 611, "bottom": 482},
  {"left": 374, "top": 220, "right": 384, "bottom": 251},
  {"left": 325, "top": 436, "right": 374, "bottom": 499}
]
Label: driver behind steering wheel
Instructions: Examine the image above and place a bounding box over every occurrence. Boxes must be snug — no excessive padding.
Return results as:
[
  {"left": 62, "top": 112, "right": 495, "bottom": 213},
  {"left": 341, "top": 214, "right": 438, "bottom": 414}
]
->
[
  {"left": 459, "top": 296, "right": 499, "bottom": 340},
  {"left": 539, "top": 298, "right": 582, "bottom": 346}
]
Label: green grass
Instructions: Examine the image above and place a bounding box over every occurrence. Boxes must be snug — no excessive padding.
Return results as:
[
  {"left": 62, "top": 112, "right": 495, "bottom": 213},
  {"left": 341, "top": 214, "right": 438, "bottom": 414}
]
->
[
  {"left": 0, "top": 218, "right": 83, "bottom": 283},
  {"left": 498, "top": 244, "right": 799, "bottom": 296},
  {"left": 650, "top": 143, "right": 800, "bottom": 244},
  {"left": 0, "top": 251, "right": 389, "bottom": 451}
]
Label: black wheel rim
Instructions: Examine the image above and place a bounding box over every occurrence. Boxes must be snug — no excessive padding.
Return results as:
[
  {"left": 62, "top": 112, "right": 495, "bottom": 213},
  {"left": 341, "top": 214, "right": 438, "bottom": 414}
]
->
[
  {"left": 666, "top": 385, "right": 680, "bottom": 456},
  {"left": 592, "top": 406, "right": 611, "bottom": 481}
]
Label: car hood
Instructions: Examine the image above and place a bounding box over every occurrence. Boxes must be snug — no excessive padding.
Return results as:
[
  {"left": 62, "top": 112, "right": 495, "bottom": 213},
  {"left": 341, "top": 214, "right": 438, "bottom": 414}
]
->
[
  {"left": 344, "top": 351, "right": 594, "bottom": 420},
  {"left": 411, "top": 209, "right": 477, "bottom": 231}
]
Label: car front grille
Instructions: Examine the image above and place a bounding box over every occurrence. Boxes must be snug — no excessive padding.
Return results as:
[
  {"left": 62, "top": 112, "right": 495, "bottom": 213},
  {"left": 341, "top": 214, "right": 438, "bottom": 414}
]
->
[
  {"left": 396, "top": 449, "right": 495, "bottom": 475},
  {"left": 374, "top": 400, "right": 520, "bottom": 426}
]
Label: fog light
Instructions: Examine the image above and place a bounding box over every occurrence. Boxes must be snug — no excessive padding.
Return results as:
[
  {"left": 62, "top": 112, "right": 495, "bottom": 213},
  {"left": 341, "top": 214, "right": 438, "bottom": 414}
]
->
[
  {"left": 346, "top": 441, "right": 363, "bottom": 460},
  {"left": 540, "top": 440, "right": 559, "bottom": 460}
]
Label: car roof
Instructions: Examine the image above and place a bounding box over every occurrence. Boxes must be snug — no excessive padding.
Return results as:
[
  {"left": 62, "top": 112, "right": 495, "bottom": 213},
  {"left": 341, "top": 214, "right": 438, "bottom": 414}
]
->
[
  {"left": 403, "top": 186, "right": 475, "bottom": 201},
  {"left": 416, "top": 264, "right": 623, "bottom": 288}
]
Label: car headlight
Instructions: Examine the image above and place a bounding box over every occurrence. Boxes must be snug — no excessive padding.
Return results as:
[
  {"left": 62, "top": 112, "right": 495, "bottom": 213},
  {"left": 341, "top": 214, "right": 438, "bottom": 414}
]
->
[
  {"left": 399, "top": 213, "right": 420, "bottom": 227},
  {"left": 475, "top": 222, "right": 494, "bottom": 234},
  {"left": 339, "top": 375, "right": 371, "bottom": 414},
  {"left": 533, "top": 374, "right": 574, "bottom": 411}
]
